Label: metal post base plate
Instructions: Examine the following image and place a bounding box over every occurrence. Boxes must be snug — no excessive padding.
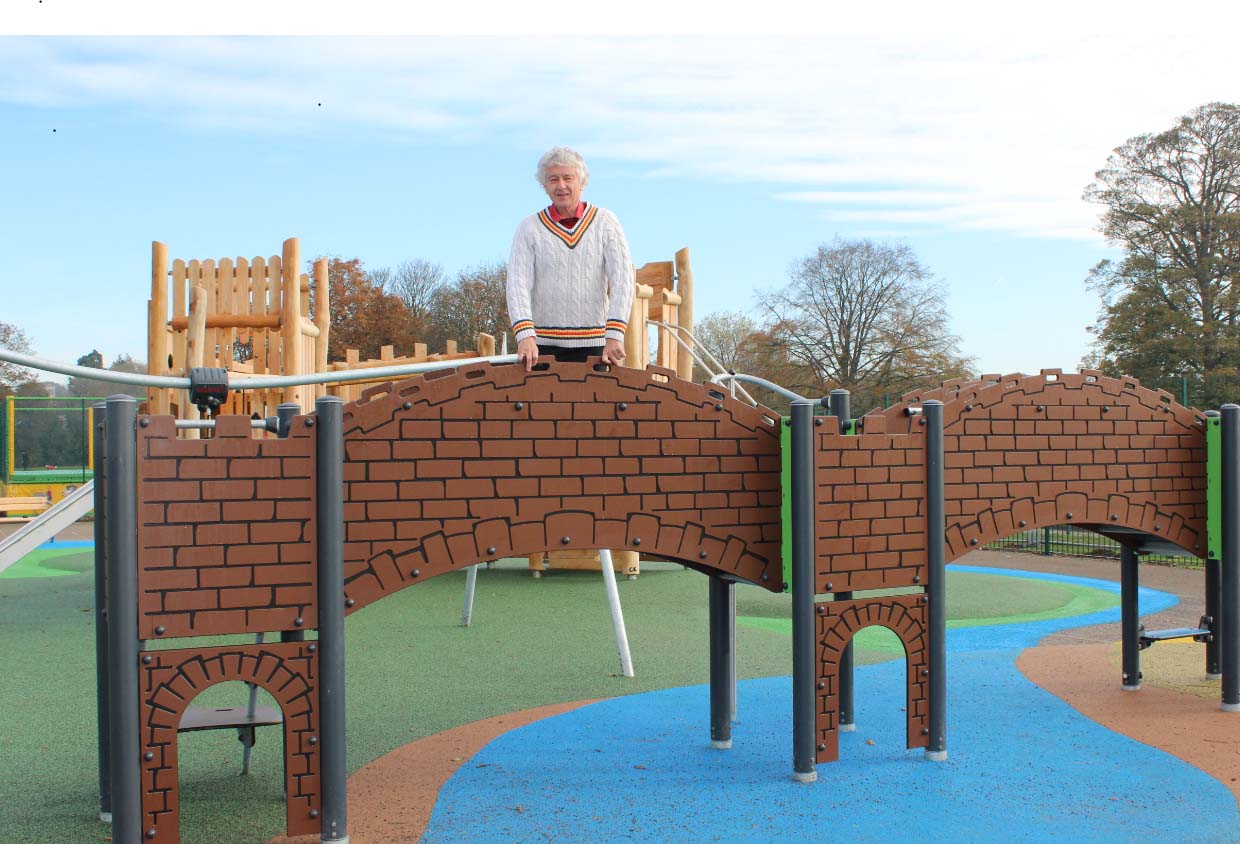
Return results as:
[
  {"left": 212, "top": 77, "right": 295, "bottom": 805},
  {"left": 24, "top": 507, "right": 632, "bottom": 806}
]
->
[
  {"left": 99, "top": 812, "right": 112, "bottom": 824},
  {"left": 710, "top": 739, "right": 732, "bottom": 750},
  {"left": 791, "top": 769, "right": 818, "bottom": 783},
  {"left": 1122, "top": 684, "right": 1141, "bottom": 691},
  {"left": 1207, "top": 673, "right": 1223, "bottom": 680},
  {"left": 321, "top": 837, "right": 350, "bottom": 844},
  {"left": 1222, "top": 701, "right": 1240, "bottom": 713},
  {"left": 925, "top": 749, "right": 948, "bottom": 762},
  {"left": 839, "top": 723, "right": 856, "bottom": 732}
]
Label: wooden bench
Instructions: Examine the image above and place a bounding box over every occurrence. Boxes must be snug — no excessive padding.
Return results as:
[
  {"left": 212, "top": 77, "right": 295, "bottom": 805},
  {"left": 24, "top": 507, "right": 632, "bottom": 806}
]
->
[{"left": 0, "top": 496, "right": 51, "bottom": 523}]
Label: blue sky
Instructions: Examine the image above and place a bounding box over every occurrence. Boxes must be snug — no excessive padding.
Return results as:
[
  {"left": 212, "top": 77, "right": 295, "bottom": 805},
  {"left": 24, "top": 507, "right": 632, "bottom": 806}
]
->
[{"left": 2, "top": 8, "right": 1238, "bottom": 382}]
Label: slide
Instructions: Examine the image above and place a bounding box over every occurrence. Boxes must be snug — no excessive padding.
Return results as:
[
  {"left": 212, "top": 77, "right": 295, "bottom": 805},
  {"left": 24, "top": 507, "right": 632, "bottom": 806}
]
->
[{"left": 0, "top": 481, "right": 95, "bottom": 575}]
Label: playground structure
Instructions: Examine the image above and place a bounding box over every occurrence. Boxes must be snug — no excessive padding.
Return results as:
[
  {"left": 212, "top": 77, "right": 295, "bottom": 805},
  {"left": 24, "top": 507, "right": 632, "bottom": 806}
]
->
[
  {"left": 144, "top": 237, "right": 699, "bottom": 580},
  {"left": 69, "top": 353, "right": 1240, "bottom": 844}
]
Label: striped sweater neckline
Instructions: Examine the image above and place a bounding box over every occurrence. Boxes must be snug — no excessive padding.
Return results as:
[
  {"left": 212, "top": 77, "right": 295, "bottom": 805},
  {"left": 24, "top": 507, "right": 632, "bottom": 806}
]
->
[{"left": 537, "top": 203, "right": 598, "bottom": 248}]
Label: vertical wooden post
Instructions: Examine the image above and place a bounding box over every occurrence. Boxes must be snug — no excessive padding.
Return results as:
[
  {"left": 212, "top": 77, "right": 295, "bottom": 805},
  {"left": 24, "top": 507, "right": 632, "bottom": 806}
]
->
[
  {"left": 314, "top": 257, "right": 330, "bottom": 400},
  {"left": 674, "top": 247, "right": 694, "bottom": 382},
  {"left": 184, "top": 285, "right": 208, "bottom": 440},
  {"left": 148, "top": 242, "right": 169, "bottom": 413},
  {"left": 281, "top": 238, "right": 303, "bottom": 409},
  {"left": 477, "top": 333, "right": 496, "bottom": 357},
  {"left": 626, "top": 284, "right": 652, "bottom": 369}
]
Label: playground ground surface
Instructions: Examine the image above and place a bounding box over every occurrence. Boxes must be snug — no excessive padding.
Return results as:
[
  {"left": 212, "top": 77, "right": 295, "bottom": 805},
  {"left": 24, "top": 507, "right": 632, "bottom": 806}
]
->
[{"left": 1, "top": 521, "right": 1237, "bottom": 843}]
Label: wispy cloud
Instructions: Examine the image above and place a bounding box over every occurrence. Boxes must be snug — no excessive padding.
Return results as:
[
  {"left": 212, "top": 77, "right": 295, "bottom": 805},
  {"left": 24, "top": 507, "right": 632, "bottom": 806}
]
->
[{"left": 1, "top": 27, "right": 1236, "bottom": 240}]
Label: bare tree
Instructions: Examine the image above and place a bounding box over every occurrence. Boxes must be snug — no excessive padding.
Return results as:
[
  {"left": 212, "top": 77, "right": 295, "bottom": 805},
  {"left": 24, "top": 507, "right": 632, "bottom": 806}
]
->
[
  {"left": 426, "top": 262, "right": 509, "bottom": 351},
  {"left": 762, "top": 238, "right": 972, "bottom": 409},
  {"left": 388, "top": 259, "right": 445, "bottom": 323}
]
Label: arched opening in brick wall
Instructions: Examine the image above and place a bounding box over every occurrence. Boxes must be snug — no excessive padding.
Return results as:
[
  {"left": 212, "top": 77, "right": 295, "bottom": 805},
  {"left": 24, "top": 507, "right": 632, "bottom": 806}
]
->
[
  {"left": 139, "top": 643, "right": 319, "bottom": 844},
  {"left": 944, "top": 491, "right": 1203, "bottom": 563},
  {"left": 815, "top": 596, "right": 929, "bottom": 763},
  {"left": 342, "top": 506, "right": 781, "bottom": 615},
  {"left": 339, "top": 361, "right": 785, "bottom": 615}
]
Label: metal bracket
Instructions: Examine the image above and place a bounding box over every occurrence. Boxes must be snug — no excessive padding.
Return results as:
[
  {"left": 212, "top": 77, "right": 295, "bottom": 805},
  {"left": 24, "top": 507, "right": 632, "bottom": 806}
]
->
[{"left": 188, "top": 367, "right": 229, "bottom": 414}]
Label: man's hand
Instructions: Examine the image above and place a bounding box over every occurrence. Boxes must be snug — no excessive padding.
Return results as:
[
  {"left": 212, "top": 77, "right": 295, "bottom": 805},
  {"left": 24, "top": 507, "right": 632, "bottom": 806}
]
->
[
  {"left": 602, "top": 339, "right": 626, "bottom": 366},
  {"left": 517, "top": 337, "right": 539, "bottom": 371}
]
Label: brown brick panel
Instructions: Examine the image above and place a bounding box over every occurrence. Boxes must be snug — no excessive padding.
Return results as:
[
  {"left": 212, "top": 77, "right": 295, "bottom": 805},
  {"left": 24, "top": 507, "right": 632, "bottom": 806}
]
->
[
  {"left": 815, "top": 595, "right": 929, "bottom": 762},
  {"left": 137, "top": 414, "right": 318, "bottom": 638},
  {"left": 337, "top": 361, "right": 784, "bottom": 612},
  {"left": 139, "top": 642, "right": 319, "bottom": 844},
  {"left": 861, "top": 370, "right": 1207, "bottom": 559},
  {"left": 815, "top": 428, "right": 927, "bottom": 592}
]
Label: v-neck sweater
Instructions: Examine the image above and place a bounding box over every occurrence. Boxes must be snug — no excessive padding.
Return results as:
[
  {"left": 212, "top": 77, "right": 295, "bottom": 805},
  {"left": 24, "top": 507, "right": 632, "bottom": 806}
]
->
[{"left": 507, "top": 202, "right": 635, "bottom": 348}]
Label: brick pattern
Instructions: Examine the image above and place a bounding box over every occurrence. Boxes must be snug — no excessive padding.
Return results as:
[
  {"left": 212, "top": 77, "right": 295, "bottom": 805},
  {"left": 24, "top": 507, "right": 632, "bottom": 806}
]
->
[
  {"left": 137, "top": 415, "right": 318, "bottom": 639},
  {"left": 815, "top": 595, "right": 929, "bottom": 763},
  {"left": 139, "top": 642, "right": 320, "bottom": 844},
  {"left": 338, "top": 360, "right": 785, "bottom": 612},
  {"left": 814, "top": 419, "right": 927, "bottom": 593},
  {"left": 867, "top": 369, "right": 1208, "bottom": 560}
]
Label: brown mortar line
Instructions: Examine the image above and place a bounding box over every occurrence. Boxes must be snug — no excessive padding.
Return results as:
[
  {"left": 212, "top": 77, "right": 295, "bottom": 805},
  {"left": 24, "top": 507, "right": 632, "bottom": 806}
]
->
[
  {"left": 1017, "top": 643, "right": 1240, "bottom": 807},
  {"left": 269, "top": 698, "right": 600, "bottom": 844}
]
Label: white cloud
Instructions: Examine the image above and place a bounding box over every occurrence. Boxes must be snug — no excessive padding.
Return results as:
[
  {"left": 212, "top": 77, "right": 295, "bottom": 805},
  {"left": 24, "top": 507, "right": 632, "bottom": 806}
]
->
[{"left": 1, "top": 23, "right": 1237, "bottom": 240}]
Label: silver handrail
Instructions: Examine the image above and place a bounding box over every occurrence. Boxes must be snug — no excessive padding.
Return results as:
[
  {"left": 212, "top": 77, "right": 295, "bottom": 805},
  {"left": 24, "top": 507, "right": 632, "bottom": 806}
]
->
[
  {"left": 646, "top": 321, "right": 761, "bottom": 407},
  {"left": 0, "top": 348, "right": 518, "bottom": 391}
]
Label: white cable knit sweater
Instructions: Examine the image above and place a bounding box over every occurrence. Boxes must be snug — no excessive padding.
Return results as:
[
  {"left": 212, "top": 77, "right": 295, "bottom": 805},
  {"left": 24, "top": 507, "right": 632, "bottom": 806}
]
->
[{"left": 506, "top": 203, "right": 635, "bottom": 348}]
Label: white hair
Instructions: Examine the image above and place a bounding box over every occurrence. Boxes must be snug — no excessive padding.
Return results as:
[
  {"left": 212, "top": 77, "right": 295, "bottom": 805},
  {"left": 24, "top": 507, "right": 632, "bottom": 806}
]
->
[{"left": 535, "top": 147, "right": 589, "bottom": 188}]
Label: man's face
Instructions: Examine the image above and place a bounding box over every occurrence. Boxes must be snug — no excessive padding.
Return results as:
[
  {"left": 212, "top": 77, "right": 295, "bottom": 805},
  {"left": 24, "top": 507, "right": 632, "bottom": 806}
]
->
[{"left": 543, "top": 164, "right": 583, "bottom": 212}]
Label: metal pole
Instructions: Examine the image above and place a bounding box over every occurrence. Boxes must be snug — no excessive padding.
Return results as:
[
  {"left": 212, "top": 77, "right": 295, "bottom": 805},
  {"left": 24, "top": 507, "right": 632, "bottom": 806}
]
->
[
  {"left": 460, "top": 565, "right": 479, "bottom": 627},
  {"left": 828, "top": 389, "right": 855, "bottom": 732},
  {"left": 597, "top": 549, "right": 635, "bottom": 678},
  {"left": 1120, "top": 546, "right": 1141, "bottom": 690},
  {"left": 790, "top": 399, "right": 817, "bottom": 782},
  {"left": 1207, "top": 410, "right": 1222, "bottom": 679},
  {"left": 1221, "top": 404, "right": 1240, "bottom": 711},
  {"left": 924, "top": 399, "right": 947, "bottom": 761},
  {"left": 727, "top": 582, "right": 737, "bottom": 723},
  {"left": 315, "top": 396, "right": 349, "bottom": 842},
  {"left": 276, "top": 403, "right": 307, "bottom": 645},
  {"left": 104, "top": 395, "right": 140, "bottom": 842},
  {"left": 709, "top": 574, "right": 732, "bottom": 748},
  {"left": 92, "top": 403, "right": 110, "bottom": 822}
]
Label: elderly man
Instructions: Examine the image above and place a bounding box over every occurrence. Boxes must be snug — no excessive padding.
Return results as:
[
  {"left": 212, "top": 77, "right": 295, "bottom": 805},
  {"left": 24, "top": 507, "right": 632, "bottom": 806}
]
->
[{"left": 507, "top": 147, "right": 635, "bottom": 371}]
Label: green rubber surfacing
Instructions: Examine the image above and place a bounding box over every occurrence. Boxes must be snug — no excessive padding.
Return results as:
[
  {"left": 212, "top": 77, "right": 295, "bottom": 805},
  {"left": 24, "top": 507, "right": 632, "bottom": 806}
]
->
[{"left": 0, "top": 555, "right": 1113, "bottom": 844}]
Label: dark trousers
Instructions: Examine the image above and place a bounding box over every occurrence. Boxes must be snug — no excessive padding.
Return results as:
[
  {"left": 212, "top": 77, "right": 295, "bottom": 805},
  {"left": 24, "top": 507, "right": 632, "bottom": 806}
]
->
[{"left": 546, "top": 345, "right": 604, "bottom": 362}]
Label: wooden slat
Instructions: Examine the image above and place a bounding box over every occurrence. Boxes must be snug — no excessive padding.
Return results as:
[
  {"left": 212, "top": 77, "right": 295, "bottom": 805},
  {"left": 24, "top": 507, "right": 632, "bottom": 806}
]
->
[
  {"left": 674, "top": 247, "right": 694, "bottom": 381},
  {"left": 149, "top": 242, "right": 170, "bottom": 413},
  {"left": 218, "top": 257, "right": 235, "bottom": 365},
  {"left": 268, "top": 255, "right": 283, "bottom": 381},
  {"left": 251, "top": 256, "right": 269, "bottom": 376},
  {"left": 314, "top": 258, "right": 330, "bottom": 399},
  {"left": 171, "top": 259, "right": 188, "bottom": 380}
]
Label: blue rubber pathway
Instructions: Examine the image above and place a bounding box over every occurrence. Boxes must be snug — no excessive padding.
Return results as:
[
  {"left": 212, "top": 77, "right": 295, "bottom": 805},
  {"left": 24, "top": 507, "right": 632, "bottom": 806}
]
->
[{"left": 423, "top": 567, "right": 1239, "bottom": 844}]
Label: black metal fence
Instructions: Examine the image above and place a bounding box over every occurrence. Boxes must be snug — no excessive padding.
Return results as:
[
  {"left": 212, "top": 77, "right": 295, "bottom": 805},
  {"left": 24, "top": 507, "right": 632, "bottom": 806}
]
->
[{"left": 985, "top": 525, "right": 1202, "bottom": 569}]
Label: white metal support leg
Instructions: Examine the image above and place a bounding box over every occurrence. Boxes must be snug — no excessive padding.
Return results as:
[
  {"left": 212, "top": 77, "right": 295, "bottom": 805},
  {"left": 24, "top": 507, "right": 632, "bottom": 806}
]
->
[
  {"left": 598, "top": 549, "right": 635, "bottom": 677},
  {"left": 460, "top": 564, "right": 479, "bottom": 627}
]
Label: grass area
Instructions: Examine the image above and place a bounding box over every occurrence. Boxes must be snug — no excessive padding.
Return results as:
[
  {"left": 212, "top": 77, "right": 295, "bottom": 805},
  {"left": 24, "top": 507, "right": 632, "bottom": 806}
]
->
[{"left": 0, "top": 557, "right": 1112, "bottom": 844}]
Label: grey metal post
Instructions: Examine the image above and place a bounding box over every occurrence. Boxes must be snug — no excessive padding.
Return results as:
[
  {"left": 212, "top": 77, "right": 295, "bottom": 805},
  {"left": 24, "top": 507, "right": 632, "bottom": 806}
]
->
[
  {"left": 278, "top": 402, "right": 307, "bottom": 644},
  {"left": 1221, "top": 404, "right": 1240, "bottom": 711},
  {"left": 790, "top": 399, "right": 817, "bottom": 782},
  {"left": 828, "top": 389, "right": 855, "bottom": 731},
  {"left": 104, "top": 396, "right": 141, "bottom": 842},
  {"left": 1120, "top": 546, "right": 1141, "bottom": 690},
  {"left": 92, "top": 403, "right": 111, "bottom": 822},
  {"left": 709, "top": 574, "right": 732, "bottom": 748},
  {"left": 924, "top": 399, "right": 947, "bottom": 760},
  {"left": 727, "top": 582, "right": 737, "bottom": 723},
  {"left": 1207, "top": 411, "right": 1222, "bottom": 679},
  {"left": 315, "top": 396, "right": 349, "bottom": 841}
]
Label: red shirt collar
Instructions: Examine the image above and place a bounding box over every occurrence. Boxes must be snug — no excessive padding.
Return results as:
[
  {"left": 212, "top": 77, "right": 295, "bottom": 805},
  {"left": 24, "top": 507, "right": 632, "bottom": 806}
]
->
[{"left": 547, "top": 201, "right": 587, "bottom": 222}]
